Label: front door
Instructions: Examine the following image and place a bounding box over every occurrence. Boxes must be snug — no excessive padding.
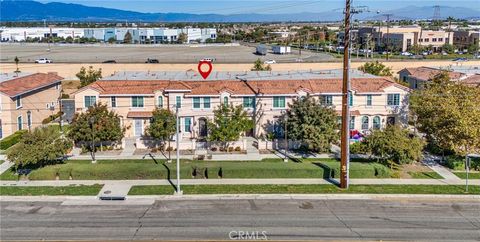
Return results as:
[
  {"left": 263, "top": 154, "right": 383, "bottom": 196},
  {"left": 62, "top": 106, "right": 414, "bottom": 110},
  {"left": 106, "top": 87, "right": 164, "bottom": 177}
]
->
[
  {"left": 198, "top": 118, "right": 207, "bottom": 138},
  {"left": 134, "top": 119, "right": 143, "bottom": 137}
]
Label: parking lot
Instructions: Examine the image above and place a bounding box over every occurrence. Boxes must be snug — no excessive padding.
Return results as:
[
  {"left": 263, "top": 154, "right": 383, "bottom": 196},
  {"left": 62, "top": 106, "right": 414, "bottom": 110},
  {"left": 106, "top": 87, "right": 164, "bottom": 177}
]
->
[{"left": 0, "top": 43, "right": 334, "bottom": 63}]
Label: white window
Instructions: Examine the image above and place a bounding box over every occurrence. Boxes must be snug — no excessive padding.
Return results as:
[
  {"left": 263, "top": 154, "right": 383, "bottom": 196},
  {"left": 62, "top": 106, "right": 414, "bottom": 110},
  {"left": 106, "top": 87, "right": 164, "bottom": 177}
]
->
[
  {"left": 111, "top": 97, "right": 117, "bottom": 108},
  {"left": 387, "top": 94, "right": 400, "bottom": 106},
  {"left": 366, "top": 95, "right": 372, "bottom": 106},
  {"left": 131, "top": 96, "right": 144, "bottom": 108},
  {"left": 84, "top": 96, "right": 96, "bottom": 108},
  {"left": 273, "top": 96, "right": 286, "bottom": 108},
  {"left": 16, "top": 96, "right": 22, "bottom": 109}
]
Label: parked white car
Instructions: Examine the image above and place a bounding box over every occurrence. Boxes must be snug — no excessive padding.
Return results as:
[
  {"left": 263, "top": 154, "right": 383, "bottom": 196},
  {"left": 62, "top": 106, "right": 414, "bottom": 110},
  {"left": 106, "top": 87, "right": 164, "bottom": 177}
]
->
[
  {"left": 200, "top": 57, "right": 215, "bottom": 63},
  {"left": 264, "top": 59, "right": 276, "bottom": 64},
  {"left": 401, "top": 52, "right": 413, "bottom": 56},
  {"left": 35, "top": 58, "right": 52, "bottom": 64}
]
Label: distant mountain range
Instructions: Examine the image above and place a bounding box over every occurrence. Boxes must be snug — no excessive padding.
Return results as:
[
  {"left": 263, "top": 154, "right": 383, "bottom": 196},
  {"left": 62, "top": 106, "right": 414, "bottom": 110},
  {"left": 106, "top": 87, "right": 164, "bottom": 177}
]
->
[{"left": 1, "top": 0, "right": 479, "bottom": 22}]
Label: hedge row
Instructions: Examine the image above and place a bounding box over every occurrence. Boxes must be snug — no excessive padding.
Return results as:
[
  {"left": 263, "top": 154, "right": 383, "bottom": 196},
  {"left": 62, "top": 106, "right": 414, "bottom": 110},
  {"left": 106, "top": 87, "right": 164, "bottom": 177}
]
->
[{"left": 0, "top": 130, "right": 27, "bottom": 150}]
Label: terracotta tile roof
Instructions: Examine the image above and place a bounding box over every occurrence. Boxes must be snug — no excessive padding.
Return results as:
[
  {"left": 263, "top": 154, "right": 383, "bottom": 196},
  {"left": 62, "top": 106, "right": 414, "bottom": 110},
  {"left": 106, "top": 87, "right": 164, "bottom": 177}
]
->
[
  {"left": 0, "top": 73, "right": 63, "bottom": 97},
  {"left": 127, "top": 111, "right": 153, "bottom": 118},
  {"left": 400, "top": 67, "right": 465, "bottom": 81},
  {"left": 460, "top": 74, "right": 480, "bottom": 87},
  {"left": 85, "top": 77, "right": 406, "bottom": 96},
  {"left": 90, "top": 81, "right": 191, "bottom": 95}
]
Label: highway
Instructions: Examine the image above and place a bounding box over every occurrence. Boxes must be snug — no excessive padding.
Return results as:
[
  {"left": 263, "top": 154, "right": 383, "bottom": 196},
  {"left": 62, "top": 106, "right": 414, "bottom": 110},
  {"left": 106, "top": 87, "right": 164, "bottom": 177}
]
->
[{"left": 1, "top": 198, "right": 479, "bottom": 241}]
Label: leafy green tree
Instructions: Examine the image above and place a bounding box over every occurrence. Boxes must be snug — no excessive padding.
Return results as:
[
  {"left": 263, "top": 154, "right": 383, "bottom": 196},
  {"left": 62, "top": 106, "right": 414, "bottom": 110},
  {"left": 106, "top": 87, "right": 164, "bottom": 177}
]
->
[
  {"left": 251, "top": 58, "right": 272, "bottom": 71},
  {"left": 147, "top": 108, "right": 176, "bottom": 143},
  {"left": 207, "top": 103, "right": 254, "bottom": 148},
  {"left": 123, "top": 31, "right": 132, "bottom": 44},
  {"left": 410, "top": 71, "right": 480, "bottom": 156},
  {"left": 14, "top": 56, "right": 20, "bottom": 73},
  {"left": 442, "top": 43, "right": 455, "bottom": 54},
  {"left": 361, "top": 125, "right": 425, "bottom": 164},
  {"left": 7, "top": 126, "right": 73, "bottom": 169},
  {"left": 282, "top": 96, "right": 338, "bottom": 152},
  {"left": 467, "top": 44, "right": 479, "bottom": 54},
  {"left": 76, "top": 66, "right": 102, "bottom": 87},
  {"left": 408, "top": 44, "right": 424, "bottom": 54},
  {"left": 177, "top": 33, "right": 188, "bottom": 44},
  {"left": 68, "top": 103, "right": 125, "bottom": 147},
  {"left": 358, "top": 61, "right": 393, "bottom": 76},
  {"left": 65, "top": 36, "right": 74, "bottom": 43}
]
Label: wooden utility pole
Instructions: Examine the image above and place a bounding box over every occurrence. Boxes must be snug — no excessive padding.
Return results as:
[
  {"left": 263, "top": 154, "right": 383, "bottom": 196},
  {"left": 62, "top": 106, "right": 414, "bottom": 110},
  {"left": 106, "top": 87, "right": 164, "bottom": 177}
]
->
[{"left": 340, "top": 0, "right": 351, "bottom": 189}]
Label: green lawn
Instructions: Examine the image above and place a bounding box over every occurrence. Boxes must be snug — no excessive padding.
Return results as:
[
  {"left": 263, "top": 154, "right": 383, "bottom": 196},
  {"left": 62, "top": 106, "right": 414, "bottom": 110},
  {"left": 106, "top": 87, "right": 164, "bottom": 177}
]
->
[
  {"left": 0, "top": 158, "right": 392, "bottom": 180},
  {"left": 128, "top": 184, "right": 480, "bottom": 195},
  {"left": 0, "top": 185, "right": 103, "bottom": 196},
  {"left": 0, "top": 160, "right": 4, "bottom": 165},
  {"left": 454, "top": 172, "right": 480, "bottom": 179},
  {"left": 408, "top": 171, "right": 444, "bottom": 179}
]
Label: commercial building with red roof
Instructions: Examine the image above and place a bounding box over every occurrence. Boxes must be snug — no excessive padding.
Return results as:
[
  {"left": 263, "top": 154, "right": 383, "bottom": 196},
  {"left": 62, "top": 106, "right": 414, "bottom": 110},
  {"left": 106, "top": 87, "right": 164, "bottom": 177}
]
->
[
  {"left": 73, "top": 70, "right": 410, "bottom": 144},
  {"left": 0, "top": 72, "right": 63, "bottom": 139}
]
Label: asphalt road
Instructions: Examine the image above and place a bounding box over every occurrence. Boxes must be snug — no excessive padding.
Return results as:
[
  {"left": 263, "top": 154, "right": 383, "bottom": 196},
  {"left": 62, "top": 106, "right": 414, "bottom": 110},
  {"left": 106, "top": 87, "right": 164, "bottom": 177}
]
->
[
  {"left": 0, "top": 43, "right": 334, "bottom": 63},
  {"left": 1, "top": 198, "right": 479, "bottom": 241}
]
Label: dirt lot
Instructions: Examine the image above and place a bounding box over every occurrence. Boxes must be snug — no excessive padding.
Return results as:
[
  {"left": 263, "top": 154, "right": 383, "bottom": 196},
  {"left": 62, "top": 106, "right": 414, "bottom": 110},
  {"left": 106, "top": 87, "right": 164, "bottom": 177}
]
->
[
  {"left": 0, "top": 43, "right": 333, "bottom": 63},
  {"left": 2, "top": 60, "right": 479, "bottom": 80}
]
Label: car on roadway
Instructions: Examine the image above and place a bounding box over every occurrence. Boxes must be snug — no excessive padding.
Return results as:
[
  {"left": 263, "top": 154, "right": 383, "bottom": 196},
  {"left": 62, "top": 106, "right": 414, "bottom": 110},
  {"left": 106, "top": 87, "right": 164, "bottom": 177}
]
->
[
  {"left": 200, "top": 57, "right": 216, "bottom": 63},
  {"left": 35, "top": 58, "right": 52, "bottom": 64},
  {"left": 264, "top": 59, "right": 276, "bottom": 64},
  {"left": 452, "top": 57, "right": 468, "bottom": 62},
  {"left": 145, "top": 58, "right": 159, "bottom": 63},
  {"left": 102, "top": 60, "right": 117, "bottom": 63}
]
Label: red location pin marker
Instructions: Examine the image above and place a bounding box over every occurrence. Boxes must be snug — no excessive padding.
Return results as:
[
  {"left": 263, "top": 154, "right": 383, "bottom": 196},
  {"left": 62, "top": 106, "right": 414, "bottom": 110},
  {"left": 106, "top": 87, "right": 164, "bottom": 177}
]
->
[{"left": 198, "top": 60, "right": 213, "bottom": 80}]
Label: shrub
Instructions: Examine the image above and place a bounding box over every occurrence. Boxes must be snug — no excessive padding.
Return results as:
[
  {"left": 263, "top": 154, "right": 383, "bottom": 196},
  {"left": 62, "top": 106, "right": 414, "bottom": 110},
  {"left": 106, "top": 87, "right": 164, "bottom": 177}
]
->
[
  {"left": 0, "top": 130, "right": 27, "bottom": 150},
  {"left": 42, "top": 111, "right": 63, "bottom": 125},
  {"left": 228, "top": 147, "right": 234, "bottom": 152},
  {"left": 350, "top": 141, "right": 367, "bottom": 154},
  {"left": 444, "top": 156, "right": 465, "bottom": 170},
  {"left": 61, "top": 93, "right": 70, "bottom": 99},
  {"left": 211, "top": 147, "right": 217, "bottom": 152},
  {"left": 166, "top": 146, "right": 173, "bottom": 151},
  {"left": 234, "top": 146, "right": 241, "bottom": 151}
]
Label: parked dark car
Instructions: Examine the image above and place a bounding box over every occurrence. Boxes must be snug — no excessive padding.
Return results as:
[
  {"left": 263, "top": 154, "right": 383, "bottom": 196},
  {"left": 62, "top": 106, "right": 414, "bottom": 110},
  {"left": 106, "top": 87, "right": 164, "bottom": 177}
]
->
[
  {"left": 146, "top": 58, "right": 159, "bottom": 63},
  {"left": 102, "top": 60, "right": 117, "bottom": 63}
]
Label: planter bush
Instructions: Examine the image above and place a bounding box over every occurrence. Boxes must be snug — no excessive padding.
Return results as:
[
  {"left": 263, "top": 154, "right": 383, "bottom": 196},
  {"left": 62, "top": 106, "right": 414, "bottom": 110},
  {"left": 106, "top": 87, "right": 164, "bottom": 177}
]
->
[{"left": 0, "top": 130, "right": 27, "bottom": 150}]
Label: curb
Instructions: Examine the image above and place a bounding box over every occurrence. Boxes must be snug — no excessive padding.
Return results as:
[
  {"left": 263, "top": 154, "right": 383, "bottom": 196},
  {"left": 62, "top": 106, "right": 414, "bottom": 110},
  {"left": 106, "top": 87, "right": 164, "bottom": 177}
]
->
[{"left": 1, "top": 194, "right": 479, "bottom": 202}]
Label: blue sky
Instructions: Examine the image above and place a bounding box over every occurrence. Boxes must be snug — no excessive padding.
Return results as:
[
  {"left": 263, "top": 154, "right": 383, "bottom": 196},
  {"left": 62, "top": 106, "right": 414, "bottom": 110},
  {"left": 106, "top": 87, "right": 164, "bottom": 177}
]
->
[{"left": 37, "top": 0, "right": 480, "bottom": 14}]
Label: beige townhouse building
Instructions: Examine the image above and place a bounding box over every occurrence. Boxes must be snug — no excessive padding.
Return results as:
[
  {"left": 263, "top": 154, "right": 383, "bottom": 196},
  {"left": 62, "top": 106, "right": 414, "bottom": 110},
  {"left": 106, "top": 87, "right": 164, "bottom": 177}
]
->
[
  {"left": 358, "top": 26, "right": 452, "bottom": 52},
  {"left": 73, "top": 70, "right": 410, "bottom": 145},
  {"left": 398, "top": 66, "right": 480, "bottom": 89},
  {"left": 0, "top": 72, "right": 63, "bottom": 139}
]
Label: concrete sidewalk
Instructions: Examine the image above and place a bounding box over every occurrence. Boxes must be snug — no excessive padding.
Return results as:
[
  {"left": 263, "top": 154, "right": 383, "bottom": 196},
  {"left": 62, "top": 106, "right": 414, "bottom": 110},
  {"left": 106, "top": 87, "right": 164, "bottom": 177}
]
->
[
  {"left": 0, "top": 160, "right": 13, "bottom": 175},
  {"left": 2, "top": 177, "right": 478, "bottom": 187}
]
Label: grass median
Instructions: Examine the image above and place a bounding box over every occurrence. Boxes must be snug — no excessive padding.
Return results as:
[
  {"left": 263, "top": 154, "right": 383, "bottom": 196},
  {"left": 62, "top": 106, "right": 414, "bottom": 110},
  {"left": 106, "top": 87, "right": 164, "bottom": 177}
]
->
[
  {"left": 0, "top": 158, "right": 392, "bottom": 180},
  {"left": 0, "top": 184, "right": 103, "bottom": 196},
  {"left": 128, "top": 184, "right": 480, "bottom": 195},
  {"left": 454, "top": 172, "right": 480, "bottom": 179}
]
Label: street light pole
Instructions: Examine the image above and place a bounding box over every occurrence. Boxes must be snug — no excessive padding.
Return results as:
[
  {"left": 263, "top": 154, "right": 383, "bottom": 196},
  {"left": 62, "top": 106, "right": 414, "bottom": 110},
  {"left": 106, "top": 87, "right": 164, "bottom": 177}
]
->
[
  {"left": 175, "top": 105, "right": 182, "bottom": 195},
  {"left": 340, "top": 0, "right": 351, "bottom": 189}
]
